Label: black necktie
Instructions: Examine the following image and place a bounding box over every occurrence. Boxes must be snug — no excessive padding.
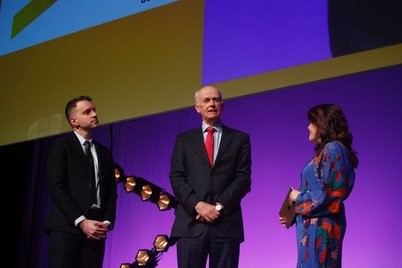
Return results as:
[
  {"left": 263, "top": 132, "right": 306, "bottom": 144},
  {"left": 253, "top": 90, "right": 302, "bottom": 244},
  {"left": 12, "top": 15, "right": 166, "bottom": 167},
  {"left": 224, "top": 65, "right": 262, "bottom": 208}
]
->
[{"left": 84, "top": 140, "right": 97, "bottom": 205}]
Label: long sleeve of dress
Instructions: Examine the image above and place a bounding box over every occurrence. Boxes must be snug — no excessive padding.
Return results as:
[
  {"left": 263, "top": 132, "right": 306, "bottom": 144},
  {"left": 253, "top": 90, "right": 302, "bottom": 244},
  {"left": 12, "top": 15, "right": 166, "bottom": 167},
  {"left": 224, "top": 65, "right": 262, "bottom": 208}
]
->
[{"left": 295, "top": 142, "right": 355, "bottom": 217}]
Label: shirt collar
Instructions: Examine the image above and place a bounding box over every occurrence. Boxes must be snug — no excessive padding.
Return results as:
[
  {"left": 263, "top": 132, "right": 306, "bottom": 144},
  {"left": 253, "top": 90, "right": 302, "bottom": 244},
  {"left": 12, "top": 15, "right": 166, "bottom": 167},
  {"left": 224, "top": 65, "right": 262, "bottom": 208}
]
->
[
  {"left": 74, "top": 131, "right": 93, "bottom": 145},
  {"left": 202, "top": 122, "right": 222, "bottom": 133}
]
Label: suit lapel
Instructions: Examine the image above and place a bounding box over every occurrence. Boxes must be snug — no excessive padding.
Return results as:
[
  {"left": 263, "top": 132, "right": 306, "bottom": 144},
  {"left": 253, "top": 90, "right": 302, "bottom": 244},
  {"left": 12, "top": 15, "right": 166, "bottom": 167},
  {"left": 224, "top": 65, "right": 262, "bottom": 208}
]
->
[
  {"left": 67, "top": 132, "right": 86, "bottom": 161},
  {"left": 192, "top": 127, "right": 211, "bottom": 166},
  {"left": 191, "top": 125, "right": 234, "bottom": 167},
  {"left": 215, "top": 125, "right": 233, "bottom": 165}
]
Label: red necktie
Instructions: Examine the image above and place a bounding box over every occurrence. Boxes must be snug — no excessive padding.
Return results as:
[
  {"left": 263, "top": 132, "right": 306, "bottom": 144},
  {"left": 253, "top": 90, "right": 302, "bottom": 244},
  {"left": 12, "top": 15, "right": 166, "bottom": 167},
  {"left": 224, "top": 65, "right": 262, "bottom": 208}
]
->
[{"left": 205, "top": 127, "right": 215, "bottom": 166}]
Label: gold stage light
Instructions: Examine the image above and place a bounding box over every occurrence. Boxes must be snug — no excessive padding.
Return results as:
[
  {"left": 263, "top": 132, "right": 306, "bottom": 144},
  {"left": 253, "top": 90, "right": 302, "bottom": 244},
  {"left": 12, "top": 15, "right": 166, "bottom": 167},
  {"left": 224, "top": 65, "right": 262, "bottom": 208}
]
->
[
  {"left": 125, "top": 176, "right": 137, "bottom": 192},
  {"left": 114, "top": 167, "right": 121, "bottom": 181},
  {"left": 157, "top": 193, "right": 170, "bottom": 210},
  {"left": 153, "top": 235, "right": 169, "bottom": 252},
  {"left": 135, "top": 249, "right": 151, "bottom": 266},
  {"left": 140, "top": 185, "right": 152, "bottom": 201},
  {"left": 114, "top": 164, "right": 126, "bottom": 183}
]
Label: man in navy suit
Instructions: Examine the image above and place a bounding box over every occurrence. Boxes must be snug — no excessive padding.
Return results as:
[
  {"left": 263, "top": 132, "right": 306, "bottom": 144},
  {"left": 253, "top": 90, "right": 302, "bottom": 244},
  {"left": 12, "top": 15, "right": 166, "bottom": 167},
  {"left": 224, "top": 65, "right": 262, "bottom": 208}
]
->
[
  {"left": 45, "top": 96, "right": 117, "bottom": 268},
  {"left": 169, "top": 85, "right": 252, "bottom": 268}
]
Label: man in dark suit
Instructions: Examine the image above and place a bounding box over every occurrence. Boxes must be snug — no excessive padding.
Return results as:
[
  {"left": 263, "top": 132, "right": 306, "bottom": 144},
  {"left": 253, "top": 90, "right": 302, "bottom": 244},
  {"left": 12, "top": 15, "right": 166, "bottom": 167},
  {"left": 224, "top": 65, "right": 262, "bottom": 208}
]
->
[
  {"left": 169, "top": 85, "right": 252, "bottom": 268},
  {"left": 45, "top": 96, "right": 117, "bottom": 268}
]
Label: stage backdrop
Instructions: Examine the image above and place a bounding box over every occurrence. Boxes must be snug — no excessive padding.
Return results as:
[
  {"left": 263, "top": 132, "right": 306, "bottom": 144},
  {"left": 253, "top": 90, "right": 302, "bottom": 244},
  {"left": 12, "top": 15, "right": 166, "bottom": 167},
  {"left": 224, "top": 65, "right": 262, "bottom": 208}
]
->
[
  {"left": 9, "top": 64, "right": 402, "bottom": 268},
  {"left": 1, "top": 0, "right": 401, "bottom": 146},
  {"left": 94, "top": 64, "right": 401, "bottom": 267},
  {"left": 1, "top": 0, "right": 401, "bottom": 267}
]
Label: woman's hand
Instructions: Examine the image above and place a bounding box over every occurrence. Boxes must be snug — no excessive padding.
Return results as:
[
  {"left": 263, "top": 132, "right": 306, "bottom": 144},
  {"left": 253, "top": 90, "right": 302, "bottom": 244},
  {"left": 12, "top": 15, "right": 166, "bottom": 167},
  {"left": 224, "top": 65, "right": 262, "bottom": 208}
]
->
[
  {"left": 279, "top": 216, "right": 288, "bottom": 228},
  {"left": 289, "top": 187, "right": 300, "bottom": 203}
]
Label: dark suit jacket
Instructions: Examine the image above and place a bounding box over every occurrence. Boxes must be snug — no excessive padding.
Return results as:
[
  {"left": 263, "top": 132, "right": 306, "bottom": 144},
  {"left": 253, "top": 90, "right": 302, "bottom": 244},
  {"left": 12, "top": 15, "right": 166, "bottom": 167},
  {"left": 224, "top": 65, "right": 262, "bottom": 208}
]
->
[
  {"left": 170, "top": 125, "right": 251, "bottom": 242},
  {"left": 45, "top": 132, "right": 117, "bottom": 234}
]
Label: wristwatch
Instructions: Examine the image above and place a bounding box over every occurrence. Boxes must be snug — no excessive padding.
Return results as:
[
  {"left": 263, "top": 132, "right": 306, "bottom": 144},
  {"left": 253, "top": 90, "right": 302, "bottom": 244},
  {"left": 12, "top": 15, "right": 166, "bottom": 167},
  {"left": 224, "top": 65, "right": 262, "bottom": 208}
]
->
[{"left": 214, "top": 203, "right": 223, "bottom": 211}]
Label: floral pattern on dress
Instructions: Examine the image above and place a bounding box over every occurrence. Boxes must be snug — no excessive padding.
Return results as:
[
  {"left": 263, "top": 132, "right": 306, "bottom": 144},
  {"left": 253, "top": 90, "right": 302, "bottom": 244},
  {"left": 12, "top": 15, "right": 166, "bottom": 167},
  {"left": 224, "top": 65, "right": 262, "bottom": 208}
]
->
[{"left": 293, "top": 141, "right": 355, "bottom": 268}]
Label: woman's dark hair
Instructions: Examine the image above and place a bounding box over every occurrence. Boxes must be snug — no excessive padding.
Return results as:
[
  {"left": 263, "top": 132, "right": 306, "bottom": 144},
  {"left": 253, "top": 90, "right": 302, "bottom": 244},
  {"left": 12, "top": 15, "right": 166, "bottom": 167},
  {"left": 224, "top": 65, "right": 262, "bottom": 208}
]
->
[{"left": 308, "top": 104, "right": 359, "bottom": 168}]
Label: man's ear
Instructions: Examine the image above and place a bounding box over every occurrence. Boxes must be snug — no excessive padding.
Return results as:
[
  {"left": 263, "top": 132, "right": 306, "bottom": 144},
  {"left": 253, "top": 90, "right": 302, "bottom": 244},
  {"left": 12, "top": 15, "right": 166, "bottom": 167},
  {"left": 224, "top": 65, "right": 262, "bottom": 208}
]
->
[
  {"left": 194, "top": 104, "right": 201, "bottom": 114},
  {"left": 69, "top": 116, "right": 78, "bottom": 127}
]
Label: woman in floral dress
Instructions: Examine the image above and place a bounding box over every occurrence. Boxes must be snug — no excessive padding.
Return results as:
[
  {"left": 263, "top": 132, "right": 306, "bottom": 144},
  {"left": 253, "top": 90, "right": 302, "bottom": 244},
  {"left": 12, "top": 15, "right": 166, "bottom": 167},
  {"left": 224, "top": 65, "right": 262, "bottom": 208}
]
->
[{"left": 281, "top": 104, "right": 359, "bottom": 267}]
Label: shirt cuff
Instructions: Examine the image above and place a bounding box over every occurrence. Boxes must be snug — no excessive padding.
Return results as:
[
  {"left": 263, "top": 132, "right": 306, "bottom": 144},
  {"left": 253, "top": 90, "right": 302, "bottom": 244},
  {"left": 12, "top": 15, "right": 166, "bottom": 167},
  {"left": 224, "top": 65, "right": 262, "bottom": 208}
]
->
[{"left": 75, "top": 215, "right": 86, "bottom": 227}]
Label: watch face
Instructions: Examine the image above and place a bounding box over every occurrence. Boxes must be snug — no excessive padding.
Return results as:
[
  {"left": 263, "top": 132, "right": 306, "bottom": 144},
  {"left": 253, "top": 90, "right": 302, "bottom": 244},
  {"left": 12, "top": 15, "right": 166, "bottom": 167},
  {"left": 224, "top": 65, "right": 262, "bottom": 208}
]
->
[{"left": 215, "top": 204, "right": 222, "bottom": 211}]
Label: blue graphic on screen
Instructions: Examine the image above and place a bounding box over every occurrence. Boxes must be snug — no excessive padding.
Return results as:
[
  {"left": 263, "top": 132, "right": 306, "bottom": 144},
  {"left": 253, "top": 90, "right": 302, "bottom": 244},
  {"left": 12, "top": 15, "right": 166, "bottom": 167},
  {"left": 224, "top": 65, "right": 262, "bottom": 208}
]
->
[
  {"left": 0, "top": 0, "right": 177, "bottom": 56},
  {"left": 202, "top": 0, "right": 332, "bottom": 84}
]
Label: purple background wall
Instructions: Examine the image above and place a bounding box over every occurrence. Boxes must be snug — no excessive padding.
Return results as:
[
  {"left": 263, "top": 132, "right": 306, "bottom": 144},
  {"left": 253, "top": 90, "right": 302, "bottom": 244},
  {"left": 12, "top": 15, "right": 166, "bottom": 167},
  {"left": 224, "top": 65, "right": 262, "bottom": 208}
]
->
[{"left": 95, "top": 64, "right": 402, "bottom": 267}]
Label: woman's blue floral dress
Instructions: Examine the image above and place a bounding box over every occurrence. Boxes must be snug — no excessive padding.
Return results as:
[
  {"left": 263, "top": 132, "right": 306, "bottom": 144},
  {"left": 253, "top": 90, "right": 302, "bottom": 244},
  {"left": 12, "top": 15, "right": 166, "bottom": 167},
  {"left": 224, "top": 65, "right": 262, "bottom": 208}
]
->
[{"left": 294, "top": 141, "right": 355, "bottom": 267}]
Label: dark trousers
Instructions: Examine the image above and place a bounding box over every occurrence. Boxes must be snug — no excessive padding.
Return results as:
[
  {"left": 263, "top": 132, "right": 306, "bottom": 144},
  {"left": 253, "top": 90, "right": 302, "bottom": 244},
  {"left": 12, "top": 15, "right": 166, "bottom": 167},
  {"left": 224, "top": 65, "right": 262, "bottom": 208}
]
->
[
  {"left": 48, "top": 230, "right": 105, "bottom": 268},
  {"left": 176, "top": 226, "right": 240, "bottom": 268}
]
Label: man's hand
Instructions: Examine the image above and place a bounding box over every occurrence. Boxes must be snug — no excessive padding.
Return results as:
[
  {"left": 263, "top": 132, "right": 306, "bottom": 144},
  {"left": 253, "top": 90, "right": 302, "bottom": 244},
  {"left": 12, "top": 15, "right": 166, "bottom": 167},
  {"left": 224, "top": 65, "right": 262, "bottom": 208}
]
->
[
  {"left": 79, "top": 219, "right": 110, "bottom": 240},
  {"left": 195, "top": 201, "right": 220, "bottom": 223}
]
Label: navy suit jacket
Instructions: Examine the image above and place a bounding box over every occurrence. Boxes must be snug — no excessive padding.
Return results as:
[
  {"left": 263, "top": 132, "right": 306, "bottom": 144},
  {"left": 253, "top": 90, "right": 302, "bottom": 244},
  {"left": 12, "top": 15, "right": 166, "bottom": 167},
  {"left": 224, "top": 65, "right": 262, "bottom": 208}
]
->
[
  {"left": 169, "top": 125, "right": 251, "bottom": 242},
  {"left": 45, "top": 132, "right": 117, "bottom": 234}
]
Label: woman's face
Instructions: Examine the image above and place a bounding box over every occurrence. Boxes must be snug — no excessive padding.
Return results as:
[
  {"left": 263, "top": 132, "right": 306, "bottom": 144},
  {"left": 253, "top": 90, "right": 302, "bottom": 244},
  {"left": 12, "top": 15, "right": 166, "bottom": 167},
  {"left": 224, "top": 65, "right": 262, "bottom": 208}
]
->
[{"left": 308, "top": 122, "right": 319, "bottom": 143}]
